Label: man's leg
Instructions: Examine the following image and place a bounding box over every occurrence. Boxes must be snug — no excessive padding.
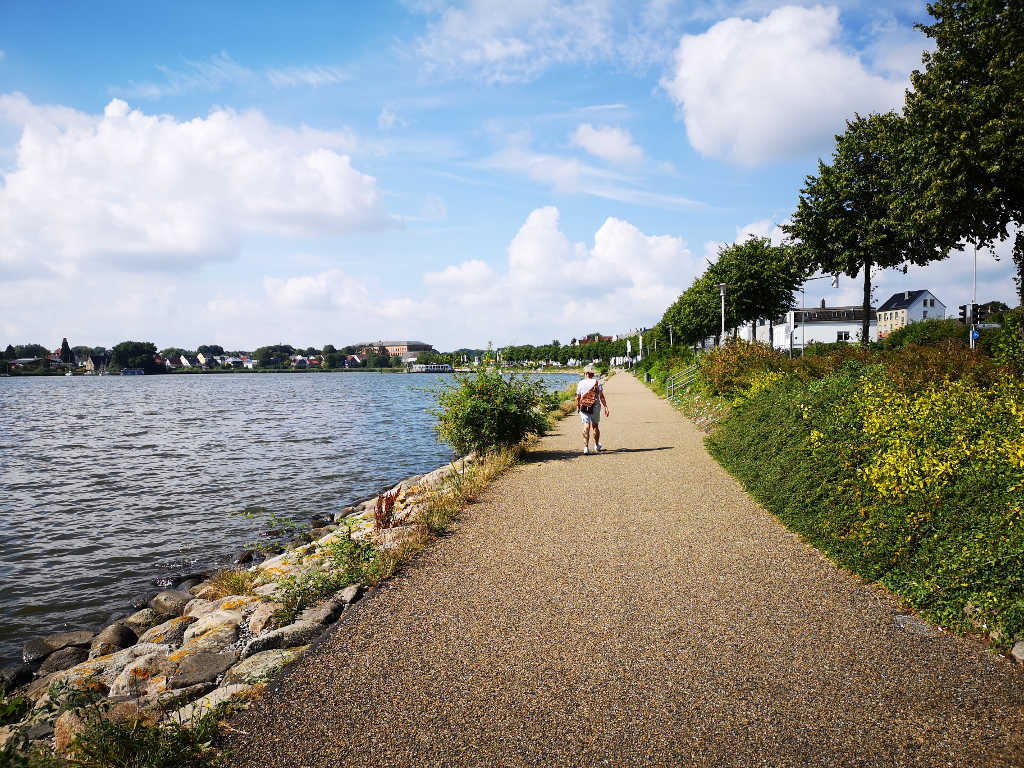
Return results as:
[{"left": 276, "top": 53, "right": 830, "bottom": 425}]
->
[
  {"left": 593, "top": 423, "right": 600, "bottom": 448},
  {"left": 582, "top": 421, "right": 590, "bottom": 450}
]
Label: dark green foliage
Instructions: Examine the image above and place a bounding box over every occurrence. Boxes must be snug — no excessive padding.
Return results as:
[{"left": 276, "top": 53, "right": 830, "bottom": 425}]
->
[
  {"left": 59, "top": 338, "right": 72, "bottom": 366},
  {"left": 252, "top": 344, "right": 294, "bottom": 367},
  {"left": 432, "top": 369, "right": 549, "bottom": 455},
  {"left": 879, "top": 318, "right": 968, "bottom": 349},
  {"left": 0, "top": 690, "right": 29, "bottom": 727},
  {"left": 196, "top": 344, "right": 225, "bottom": 357},
  {"left": 2, "top": 344, "right": 49, "bottom": 360},
  {"left": 109, "top": 341, "right": 162, "bottom": 374}
]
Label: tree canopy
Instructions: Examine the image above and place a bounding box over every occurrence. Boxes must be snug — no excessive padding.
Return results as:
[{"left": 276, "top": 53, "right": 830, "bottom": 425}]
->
[
  {"left": 109, "top": 341, "right": 162, "bottom": 374},
  {"left": 903, "top": 0, "right": 1024, "bottom": 301}
]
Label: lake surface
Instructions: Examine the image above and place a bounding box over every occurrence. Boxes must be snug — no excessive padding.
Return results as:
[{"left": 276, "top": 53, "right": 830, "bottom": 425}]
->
[{"left": 0, "top": 371, "right": 577, "bottom": 666}]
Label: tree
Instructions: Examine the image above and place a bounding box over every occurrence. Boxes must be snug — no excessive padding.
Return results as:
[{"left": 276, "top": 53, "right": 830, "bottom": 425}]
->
[
  {"left": 60, "top": 338, "right": 73, "bottom": 366},
  {"left": 160, "top": 347, "right": 191, "bottom": 361},
  {"left": 109, "top": 341, "right": 162, "bottom": 374},
  {"left": 196, "top": 344, "right": 225, "bottom": 357},
  {"left": 785, "top": 113, "right": 948, "bottom": 345},
  {"left": 903, "top": 0, "right": 1024, "bottom": 303},
  {"left": 3, "top": 345, "right": 14, "bottom": 360},
  {"left": 322, "top": 344, "right": 337, "bottom": 354},
  {"left": 254, "top": 344, "right": 294, "bottom": 367}
]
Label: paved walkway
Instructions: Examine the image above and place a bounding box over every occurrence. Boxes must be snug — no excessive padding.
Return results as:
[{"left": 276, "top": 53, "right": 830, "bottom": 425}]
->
[{"left": 228, "top": 374, "right": 1024, "bottom": 767}]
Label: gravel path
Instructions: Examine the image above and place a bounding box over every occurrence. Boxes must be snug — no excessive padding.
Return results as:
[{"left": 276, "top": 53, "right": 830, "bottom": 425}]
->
[{"left": 227, "top": 373, "right": 1024, "bottom": 767}]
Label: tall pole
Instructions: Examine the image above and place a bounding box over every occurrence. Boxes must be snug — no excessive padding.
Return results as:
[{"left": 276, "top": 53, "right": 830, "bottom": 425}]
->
[
  {"left": 801, "top": 286, "right": 806, "bottom": 357},
  {"left": 718, "top": 283, "right": 727, "bottom": 345},
  {"left": 669, "top": 325, "right": 673, "bottom": 347},
  {"left": 971, "top": 245, "right": 978, "bottom": 350}
]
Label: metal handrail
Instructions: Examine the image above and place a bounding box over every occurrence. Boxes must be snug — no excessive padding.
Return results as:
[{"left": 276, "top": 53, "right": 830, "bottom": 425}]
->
[{"left": 665, "top": 364, "right": 699, "bottom": 399}]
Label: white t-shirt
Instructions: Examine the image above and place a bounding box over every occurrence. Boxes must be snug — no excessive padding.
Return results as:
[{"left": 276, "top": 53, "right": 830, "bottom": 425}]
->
[{"left": 577, "top": 378, "right": 601, "bottom": 399}]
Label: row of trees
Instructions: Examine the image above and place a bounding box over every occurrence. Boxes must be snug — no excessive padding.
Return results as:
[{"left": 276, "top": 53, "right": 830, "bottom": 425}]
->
[{"left": 651, "top": 0, "right": 1022, "bottom": 349}]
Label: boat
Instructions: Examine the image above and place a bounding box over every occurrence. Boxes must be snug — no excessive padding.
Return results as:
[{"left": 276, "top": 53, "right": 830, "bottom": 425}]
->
[{"left": 120, "top": 368, "right": 145, "bottom": 376}]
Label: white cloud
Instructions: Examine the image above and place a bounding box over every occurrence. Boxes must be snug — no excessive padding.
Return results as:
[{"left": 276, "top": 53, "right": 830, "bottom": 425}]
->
[
  {"left": 112, "top": 52, "right": 348, "bottom": 99},
  {"left": 661, "top": 5, "right": 908, "bottom": 166},
  {"left": 413, "top": 0, "right": 614, "bottom": 83},
  {"left": 0, "top": 94, "right": 389, "bottom": 280},
  {"left": 421, "top": 206, "right": 701, "bottom": 339},
  {"left": 482, "top": 138, "right": 703, "bottom": 210},
  {"left": 570, "top": 123, "right": 644, "bottom": 165}
]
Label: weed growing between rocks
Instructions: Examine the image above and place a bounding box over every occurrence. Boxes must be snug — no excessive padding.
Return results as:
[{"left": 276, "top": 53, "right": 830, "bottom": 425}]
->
[
  {"left": 420, "top": 447, "right": 518, "bottom": 535},
  {"left": 203, "top": 570, "right": 256, "bottom": 600},
  {"left": 0, "top": 690, "right": 29, "bottom": 727}
]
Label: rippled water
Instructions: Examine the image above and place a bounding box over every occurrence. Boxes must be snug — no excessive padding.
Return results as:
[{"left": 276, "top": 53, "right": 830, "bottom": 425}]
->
[{"left": 0, "top": 371, "right": 575, "bottom": 666}]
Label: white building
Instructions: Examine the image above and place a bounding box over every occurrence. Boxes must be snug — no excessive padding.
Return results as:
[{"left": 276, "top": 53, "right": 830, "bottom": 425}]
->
[
  {"left": 877, "top": 290, "right": 945, "bottom": 338},
  {"left": 744, "top": 301, "right": 878, "bottom": 351}
]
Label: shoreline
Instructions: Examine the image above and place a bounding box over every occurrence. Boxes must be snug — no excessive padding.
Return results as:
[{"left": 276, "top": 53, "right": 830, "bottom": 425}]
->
[{"left": 0, "top": 451, "right": 484, "bottom": 751}]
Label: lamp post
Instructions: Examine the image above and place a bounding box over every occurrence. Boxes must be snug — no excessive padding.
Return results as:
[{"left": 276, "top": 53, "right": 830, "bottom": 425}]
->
[{"left": 718, "top": 283, "right": 727, "bottom": 344}]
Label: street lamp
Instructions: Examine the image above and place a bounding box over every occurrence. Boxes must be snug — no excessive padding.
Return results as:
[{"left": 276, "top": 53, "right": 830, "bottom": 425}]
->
[{"left": 718, "top": 283, "right": 727, "bottom": 343}]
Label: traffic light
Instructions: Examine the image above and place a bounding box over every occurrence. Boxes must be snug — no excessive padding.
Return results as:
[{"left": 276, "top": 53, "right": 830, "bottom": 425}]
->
[
  {"left": 958, "top": 304, "right": 967, "bottom": 323},
  {"left": 971, "top": 303, "right": 981, "bottom": 322}
]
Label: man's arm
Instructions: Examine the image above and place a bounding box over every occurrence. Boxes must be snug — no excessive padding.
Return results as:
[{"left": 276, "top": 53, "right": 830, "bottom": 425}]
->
[{"left": 599, "top": 387, "right": 609, "bottom": 414}]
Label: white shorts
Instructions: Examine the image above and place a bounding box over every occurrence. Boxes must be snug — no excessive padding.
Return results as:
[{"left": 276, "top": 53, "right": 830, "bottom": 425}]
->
[{"left": 579, "top": 406, "right": 600, "bottom": 425}]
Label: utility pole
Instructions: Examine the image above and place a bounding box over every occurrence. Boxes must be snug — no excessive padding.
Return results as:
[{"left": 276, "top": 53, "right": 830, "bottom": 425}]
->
[
  {"left": 718, "top": 283, "right": 727, "bottom": 344},
  {"left": 669, "top": 325, "right": 673, "bottom": 347},
  {"left": 971, "top": 245, "right": 978, "bottom": 350}
]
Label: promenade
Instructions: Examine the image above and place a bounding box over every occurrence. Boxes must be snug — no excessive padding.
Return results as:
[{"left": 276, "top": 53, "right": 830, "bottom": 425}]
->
[{"left": 228, "top": 373, "right": 1024, "bottom": 767}]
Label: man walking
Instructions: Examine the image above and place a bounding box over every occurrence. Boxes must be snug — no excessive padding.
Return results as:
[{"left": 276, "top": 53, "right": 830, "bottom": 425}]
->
[{"left": 576, "top": 364, "right": 609, "bottom": 455}]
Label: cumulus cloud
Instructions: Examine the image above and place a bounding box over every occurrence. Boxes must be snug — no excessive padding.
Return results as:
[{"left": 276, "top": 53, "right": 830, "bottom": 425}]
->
[
  {"left": 570, "top": 123, "right": 644, "bottom": 165},
  {"left": 422, "top": 206, "right": 701, "bottom": 339},
  {"left": 661, "top": 5, "right": 908, "bottom": 166},
  {"left": 0, "top": 94, "right": 388, "bottom": 279}
]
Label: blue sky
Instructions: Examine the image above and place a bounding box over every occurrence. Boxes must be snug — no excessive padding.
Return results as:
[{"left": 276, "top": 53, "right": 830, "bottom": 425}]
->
[{"left": 0, "top": 0, "right": 1016, "bottom": 350}]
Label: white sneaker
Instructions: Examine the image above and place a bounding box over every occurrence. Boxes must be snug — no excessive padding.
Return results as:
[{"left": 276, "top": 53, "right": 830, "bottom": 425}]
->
[
  {"left": 595, "top": 443, "right": 602, "bottom": 452},
  {"left": 583, "top": 446, "right": 589, "bottom": 454}
]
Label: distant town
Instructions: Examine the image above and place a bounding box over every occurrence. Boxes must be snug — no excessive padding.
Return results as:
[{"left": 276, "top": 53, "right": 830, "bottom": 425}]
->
[{"left": 2, "top": 289, "right": 1010, "bottom": 376}]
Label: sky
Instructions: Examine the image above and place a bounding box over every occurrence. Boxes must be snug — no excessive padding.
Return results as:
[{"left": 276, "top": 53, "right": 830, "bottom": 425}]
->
[{"left": 0, "top": 0, "right": 1017, "bottom": 352}]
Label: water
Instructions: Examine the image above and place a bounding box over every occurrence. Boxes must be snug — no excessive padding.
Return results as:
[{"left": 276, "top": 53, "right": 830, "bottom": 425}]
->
[{"left": 0, "top": 371, "right": 577, "bottom": 666}]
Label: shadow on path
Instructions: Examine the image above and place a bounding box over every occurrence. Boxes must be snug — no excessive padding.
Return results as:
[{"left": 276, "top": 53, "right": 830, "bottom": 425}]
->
[{"left": 523, "top": 446, "right": 672, "bottom": 463}]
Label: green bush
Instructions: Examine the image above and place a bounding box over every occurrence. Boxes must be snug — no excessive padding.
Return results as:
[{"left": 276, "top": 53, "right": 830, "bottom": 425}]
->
[
  {"left": 432, "top": 369, "right": 549, "bottom": 455},
  {"left": 879, "top": 317, "right": 967, "bottom": 349}
]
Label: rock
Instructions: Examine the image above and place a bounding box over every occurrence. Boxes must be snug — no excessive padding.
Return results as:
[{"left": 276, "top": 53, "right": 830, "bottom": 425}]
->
[
  {"left": 223, "top": 647, "right": 305, "bottom": 685},
  {"left": 129, "top": 593, "right": 155, "bottom": 610},
  {"left": 107, "top": 651, "right": 172, "bottom": 698},
  {"left": 0, "top": 725, "right": 16, "bottom": 749},
  {"left": 138, "top": 616, "right": 198, "bottom": 647},
  {"left": 308, "top": 527, "right": 331, "bottom": 541},
  {"left": 167, "top": 684, "right": 253, "bottom": 725},
  {"left": 233, "top": 550, "right": 255, "bottom": 565},
  {"left": 24, "top": 673, "right": 59, "bottom": 701},
  {"left": 247, "top": 602, "right": 284, "bottom": 635},
  {"left": 42, "top": 643, "right": 172, "bottom": 697},
  {"left": 172, "top": 573, "right": 207, "bottom": 587},
  {"left": 89, "top": 622, "right": 138, "bottom": 659},
  {"left": 183, "top": 598, "right": 216, "bottom": 618},
  {"left": 22, "top": 721, "right": 53, "bottom": 740},
  {"left": 124, "top": 609, "right": 168, "bottom": 635},
  {"left": 54, "top": 709, "right": 86, "bottom": 755},
  {"left": 333, "top": 506, "right": 356, "bottom": 523},
  {"left": 190, "top": 583, "right": 222, "bottom": 600},
  {"left": 183, "top": 610, "right": 243, "bottom": 645},
  {"left": 177, "top": 578, "right": 202, "bottom": 593},
  {"left": 38, "top": 647, "right": 89, "bottom": 675},
  {"left": 296, "top": 585, "right": 362, "bottom": 626},
  {"left": 0, "top": 663, "right": 33, "bottom": 691},
  {"left": 138, "top": 682, "right": 214, "bottom": 711},
  {"left": 253, "top": 583, "right": 280, "bottom": 598},
  {"left": 378, "top": 525, "right": 422, "bottom": 550},
  {"left": 22, "top": 630, "right": 94, "bottom": 663},
  {"left": 241, "top": 620, "right": 322, "bottom": 658},
  {"left": 169, "top": 650, "right": 239, "bottom": 689},
  {"left": 148, "top": 590, "right": 192, "bottom": 616},
  {"left": 1011, "top": 641, "right": 1024, "bottom": 664}
]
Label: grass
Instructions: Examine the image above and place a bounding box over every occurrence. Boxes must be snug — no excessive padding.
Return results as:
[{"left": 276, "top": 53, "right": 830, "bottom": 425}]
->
[{"left": 202, "top": 569, "right": 257, "bottom": 599}]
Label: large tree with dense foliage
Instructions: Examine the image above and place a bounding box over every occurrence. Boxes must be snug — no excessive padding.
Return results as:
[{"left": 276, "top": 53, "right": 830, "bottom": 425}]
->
[
  {"left": 785, "top": 113, "right": 948, "bottom": 345},
  {"left": 109, "top": 341, "right": 162, "bottom": 374},
  {"left": 903, "top": 0, "right": 1024, "bottom": 303}
]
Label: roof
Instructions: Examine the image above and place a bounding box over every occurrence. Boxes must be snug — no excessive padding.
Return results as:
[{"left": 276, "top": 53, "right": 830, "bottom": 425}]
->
[{"left": 878, "top": 290, "right": 929, "bottom": 311}]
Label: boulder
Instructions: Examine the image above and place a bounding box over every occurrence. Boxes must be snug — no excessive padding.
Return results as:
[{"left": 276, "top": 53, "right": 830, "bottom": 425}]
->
[
  {"left": 22, "top": 630, "right": 94, "bottom": 663},
  {"left": 38, "top": 646, "right": 89, "bottom": 675},
  {"left": 41, "top": 643, "right": 172, "bottom": 697},
  {"left": 241, "top": 620, "right": 322, "bottom": 659},
  {"left": 177, "top": 578, "right": 203, "bottom": 593},
  {"left": 148, "top": 590, "right": 192, "bottom": 616},
  {"left": 232, "top": 550, "right": 255, "bottom": 565},
  {"left": 138, "top": 681, "right": 214, "bottom": 711},
  {"left": 55, "top": 700, "right": 162, "bottom": 756},
  {"left": 0, "top": 725, "right": 17, "bottom": 749},
  {"left": 168, "top": 650, "right": 239, "bottom": 689},
  {"left": 247, "top": 602, "right": 284, "bottom": 635},
  {"left": 167, "top": 684, "right": 253, "bottom": 725},
  {"left": 124, "top": 609, "right": 168, "bottom": 635},
  {"left": 0, "top": 663, "right": 33, "bottom": 691},
  {"left": 53, "top": 709, "right": 86, "bottom": 755},
  {"left": 138, "top": 615, "right": 198, "bottom": 647},
  {"left": 223, "top": 646, "right": 305, "bottom": 685},
  {"left": 190, "top": 583, "right": 222, "bottom": 600},
  {"left": 296, "top": 585, "right": 362, "bottom": 626},
  {"left": 1011, "top": 641, "right": 1024, "bottom": 664},
  {"left": 183, "top": 610, "right": 242, "bottom": 646},
  {"left": 253, "top": 583, "right": 280, "bottom": 598},
  {"left": 107, "top": 650, "right": 172, "bottom": 698},
  {"left": 184, "top": 598, "right": 216, "bottom": 618},
  {"left": 89, "top": 622, "right": 137, "bottom": 659}
]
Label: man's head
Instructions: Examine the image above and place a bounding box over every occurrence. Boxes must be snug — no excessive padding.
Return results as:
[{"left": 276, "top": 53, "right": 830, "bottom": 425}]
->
[{"left": 583, "top": 364, "right": 595, "bottom": 377}]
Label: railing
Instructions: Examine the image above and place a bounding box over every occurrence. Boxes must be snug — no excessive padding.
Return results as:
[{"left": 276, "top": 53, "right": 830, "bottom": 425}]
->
[{"left": 665, "top": 365, "right": 699, "bottom": 400}]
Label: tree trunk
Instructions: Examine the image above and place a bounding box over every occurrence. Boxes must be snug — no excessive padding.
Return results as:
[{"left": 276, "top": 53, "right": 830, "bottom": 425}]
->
[
  {"left": 861, "top": 258, "right": 872, "bottom": 347},
  {"left": 768, "top": 321, "right": 774, "bottom": 349}
]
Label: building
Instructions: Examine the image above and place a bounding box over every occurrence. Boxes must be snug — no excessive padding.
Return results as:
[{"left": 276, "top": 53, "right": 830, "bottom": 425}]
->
[
  {"left": 749, "top": 301, "right": 878, "bottom": 350},
  {"left": 876, "top": 290, "right": 946, "bottom": 338},
  {"left": 359, "top": 340, "right": 434, "bottom": 357}
]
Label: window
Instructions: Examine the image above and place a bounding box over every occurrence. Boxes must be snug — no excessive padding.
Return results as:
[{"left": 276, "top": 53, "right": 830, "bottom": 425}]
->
[
  {"left": 837, "top": 331, "right": 850, "bottom": 342},
  {"left": 923, "top": 311, "right": 928, "bottom": 318}
]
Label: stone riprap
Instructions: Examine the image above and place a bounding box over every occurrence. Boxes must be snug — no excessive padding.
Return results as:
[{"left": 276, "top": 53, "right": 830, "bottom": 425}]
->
[{"left": 1, "top": 452, "right": 480, "bottom": 756}]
